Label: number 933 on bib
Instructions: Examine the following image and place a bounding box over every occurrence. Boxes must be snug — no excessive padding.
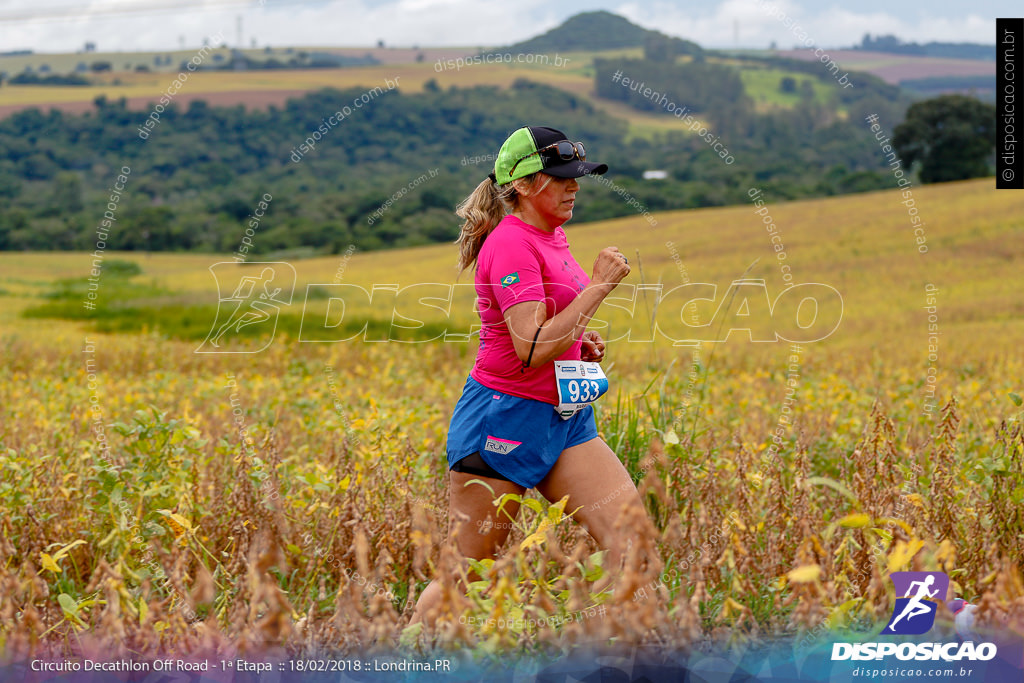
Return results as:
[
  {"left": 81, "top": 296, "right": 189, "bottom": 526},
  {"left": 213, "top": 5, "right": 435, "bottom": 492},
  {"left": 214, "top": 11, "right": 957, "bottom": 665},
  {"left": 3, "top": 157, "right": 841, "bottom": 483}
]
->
[{"left": 553, "top": 361, "right": 609, "bottom": 420}]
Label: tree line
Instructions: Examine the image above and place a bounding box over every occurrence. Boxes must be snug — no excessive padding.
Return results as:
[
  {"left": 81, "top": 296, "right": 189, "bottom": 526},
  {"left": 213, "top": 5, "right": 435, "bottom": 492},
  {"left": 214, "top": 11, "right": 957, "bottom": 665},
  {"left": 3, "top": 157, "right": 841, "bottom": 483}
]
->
[{"left": 0, "top": 58, "right": 994, "bottom": 254}]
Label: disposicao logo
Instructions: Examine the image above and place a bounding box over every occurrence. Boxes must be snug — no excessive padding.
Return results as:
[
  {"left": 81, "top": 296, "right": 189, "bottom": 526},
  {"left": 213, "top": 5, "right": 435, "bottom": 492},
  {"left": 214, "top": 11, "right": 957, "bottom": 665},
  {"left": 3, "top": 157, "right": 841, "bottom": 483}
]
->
[
  {"left": 196, "top": 262, "right": 296, "bottom": 354},
  {"left": 884, "top": 571, "right": 949, "bottom": 635},
  {"left": 831, "top": 571, "right": 997, "bottom": 662}
]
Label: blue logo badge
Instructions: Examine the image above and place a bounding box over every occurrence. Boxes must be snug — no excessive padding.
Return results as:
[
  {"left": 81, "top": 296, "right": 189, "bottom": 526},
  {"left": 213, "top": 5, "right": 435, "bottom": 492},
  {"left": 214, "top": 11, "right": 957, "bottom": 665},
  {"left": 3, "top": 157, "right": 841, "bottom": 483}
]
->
[{"left": 883, "top": 571, "right": 950, "bottom": 635}]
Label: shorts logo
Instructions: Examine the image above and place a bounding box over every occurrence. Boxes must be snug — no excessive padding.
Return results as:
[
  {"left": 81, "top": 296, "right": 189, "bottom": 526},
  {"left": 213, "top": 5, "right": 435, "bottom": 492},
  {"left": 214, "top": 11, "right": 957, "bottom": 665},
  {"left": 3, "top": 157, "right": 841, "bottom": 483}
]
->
[
  {"left": 484, "top": 436, "right": 522, "bottom": 455},
  {"left": 884, "top": 571, "right": 950, "bottom": 635},
  {"left": 500, "top": 272, "right": 520, "bottom": 288}
]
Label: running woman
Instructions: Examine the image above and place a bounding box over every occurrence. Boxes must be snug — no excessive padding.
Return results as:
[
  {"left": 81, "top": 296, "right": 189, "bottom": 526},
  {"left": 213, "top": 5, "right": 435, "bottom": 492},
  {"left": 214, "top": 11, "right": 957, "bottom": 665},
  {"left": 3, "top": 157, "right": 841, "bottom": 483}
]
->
[{"left": 412, "top": 126, "right": 659, "bottom": 624}]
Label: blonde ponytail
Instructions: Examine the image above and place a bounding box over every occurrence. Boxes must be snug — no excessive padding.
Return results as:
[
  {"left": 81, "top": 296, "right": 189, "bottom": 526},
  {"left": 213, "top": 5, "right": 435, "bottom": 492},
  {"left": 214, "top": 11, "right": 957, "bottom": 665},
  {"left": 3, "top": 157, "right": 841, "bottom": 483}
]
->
[
  {"left": 455, "top": 177, "right": 515, "bottom": 273},
  {"left": 455, "top": 173, "right": 550, "bottom": 274}
]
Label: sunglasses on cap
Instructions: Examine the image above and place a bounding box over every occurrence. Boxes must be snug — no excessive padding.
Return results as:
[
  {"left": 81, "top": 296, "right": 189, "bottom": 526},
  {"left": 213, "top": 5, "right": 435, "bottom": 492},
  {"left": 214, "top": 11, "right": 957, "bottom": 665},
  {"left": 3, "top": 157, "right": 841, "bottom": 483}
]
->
[{"left": 509, "top": 140, "right": 587, "bottom": 178}]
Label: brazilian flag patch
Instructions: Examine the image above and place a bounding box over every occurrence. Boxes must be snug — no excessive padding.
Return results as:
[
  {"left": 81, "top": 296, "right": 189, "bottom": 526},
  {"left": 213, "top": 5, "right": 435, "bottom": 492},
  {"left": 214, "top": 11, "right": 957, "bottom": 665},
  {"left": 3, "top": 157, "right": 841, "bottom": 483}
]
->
[{"left": 500, "top": 272, "right": 520, "bottom": 288}]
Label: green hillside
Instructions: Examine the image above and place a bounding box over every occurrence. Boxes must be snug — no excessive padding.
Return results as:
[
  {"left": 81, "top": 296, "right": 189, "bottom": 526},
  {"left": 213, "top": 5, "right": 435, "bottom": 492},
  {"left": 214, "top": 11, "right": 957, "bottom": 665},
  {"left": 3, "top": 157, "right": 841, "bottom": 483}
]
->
[
  {"left": 0, "top": 11, "right": 992, "bottom": 257},
  {"left": 499, "top": 10, "right": 701, "bottom": 57}
]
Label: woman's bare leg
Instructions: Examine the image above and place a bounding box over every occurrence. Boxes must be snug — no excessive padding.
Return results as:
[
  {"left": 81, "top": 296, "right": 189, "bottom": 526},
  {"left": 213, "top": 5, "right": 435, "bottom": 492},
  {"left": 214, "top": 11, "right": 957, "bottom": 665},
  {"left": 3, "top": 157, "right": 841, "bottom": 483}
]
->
[
  {"left": 535, "top": 437, "right": 659, "bottom": 592},
  {"left": 410, "top": 471, "right": 526, "bottom": 625}
]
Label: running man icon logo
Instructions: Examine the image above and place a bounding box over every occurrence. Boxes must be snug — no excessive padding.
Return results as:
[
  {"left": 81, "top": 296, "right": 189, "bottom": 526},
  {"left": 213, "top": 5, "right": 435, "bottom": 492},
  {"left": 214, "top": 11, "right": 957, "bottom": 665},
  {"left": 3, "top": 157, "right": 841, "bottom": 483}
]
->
[
  {"left": 196, "top": 262, "right": 296, "bottom": 354},
  {"left": 883, "top": 571, "right": 950, "bottom": 635}
]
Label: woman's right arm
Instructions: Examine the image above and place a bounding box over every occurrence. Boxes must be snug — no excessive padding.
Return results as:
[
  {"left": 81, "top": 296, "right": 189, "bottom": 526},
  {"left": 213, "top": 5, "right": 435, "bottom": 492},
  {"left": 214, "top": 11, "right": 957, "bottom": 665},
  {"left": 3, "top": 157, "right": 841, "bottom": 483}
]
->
[{"left": 504, "top": 247, "right": 630, "bottom": 368}]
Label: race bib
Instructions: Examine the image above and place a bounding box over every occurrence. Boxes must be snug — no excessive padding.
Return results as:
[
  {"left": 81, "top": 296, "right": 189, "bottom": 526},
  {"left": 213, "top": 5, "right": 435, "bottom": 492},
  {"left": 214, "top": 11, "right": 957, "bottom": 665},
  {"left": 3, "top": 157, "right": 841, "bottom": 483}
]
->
[{"left": 554, "top": 361, "right": 609, "bottom": 420}]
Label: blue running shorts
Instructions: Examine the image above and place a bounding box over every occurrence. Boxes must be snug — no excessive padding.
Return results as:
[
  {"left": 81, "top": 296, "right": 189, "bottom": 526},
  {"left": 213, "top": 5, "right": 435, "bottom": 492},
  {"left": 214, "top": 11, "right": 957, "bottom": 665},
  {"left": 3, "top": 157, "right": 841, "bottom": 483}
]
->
[{"left": 446, "top": 374, "right": 599, "bottom": 488}]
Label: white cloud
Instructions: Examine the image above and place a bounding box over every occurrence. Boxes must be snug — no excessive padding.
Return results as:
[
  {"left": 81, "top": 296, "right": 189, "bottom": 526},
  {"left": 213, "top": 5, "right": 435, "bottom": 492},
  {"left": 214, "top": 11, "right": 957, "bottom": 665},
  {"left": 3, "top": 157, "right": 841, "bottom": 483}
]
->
[
  {"left": 2, "top": 2, "right": 243, "bottom": 52},
  {"left": 816, "top": 8, "right": 993, "bottom": 45},
  {"left": 613, "top": 0, "right": 996, "bottom": 49},
  {"left": 298, "top": 0, "right": 554, "bottom": 48},
  {"left": 615, "top": 0, "right": 775, "bottom": 48},
  {"left": 0, "top": 0, "right": 1005, "bottom": 53},
  {"left": 0, "top": 0, "right": 560, "bottom": 52}
]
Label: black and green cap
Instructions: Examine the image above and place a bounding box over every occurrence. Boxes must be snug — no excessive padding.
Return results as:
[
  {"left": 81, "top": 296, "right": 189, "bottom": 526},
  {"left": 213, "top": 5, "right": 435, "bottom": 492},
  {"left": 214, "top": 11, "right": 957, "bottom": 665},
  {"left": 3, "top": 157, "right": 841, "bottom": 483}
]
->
[{"left": 491, "top": 126, "right": 608, "bottom": 185}]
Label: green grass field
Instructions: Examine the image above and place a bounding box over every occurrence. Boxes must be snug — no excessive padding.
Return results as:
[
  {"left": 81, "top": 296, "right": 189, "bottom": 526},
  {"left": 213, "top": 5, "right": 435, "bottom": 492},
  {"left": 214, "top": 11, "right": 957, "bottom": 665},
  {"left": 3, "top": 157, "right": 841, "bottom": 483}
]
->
[{"left": 735, "top": 63, "right": 833, "bottom": 110}]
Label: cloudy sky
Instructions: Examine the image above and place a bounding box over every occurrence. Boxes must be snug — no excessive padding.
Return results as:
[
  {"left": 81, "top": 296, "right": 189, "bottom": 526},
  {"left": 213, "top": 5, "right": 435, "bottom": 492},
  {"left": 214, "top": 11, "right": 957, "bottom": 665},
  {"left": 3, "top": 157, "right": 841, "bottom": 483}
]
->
[{"left": 0, "top": 0, "right": 1014, "bottom": 54}]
